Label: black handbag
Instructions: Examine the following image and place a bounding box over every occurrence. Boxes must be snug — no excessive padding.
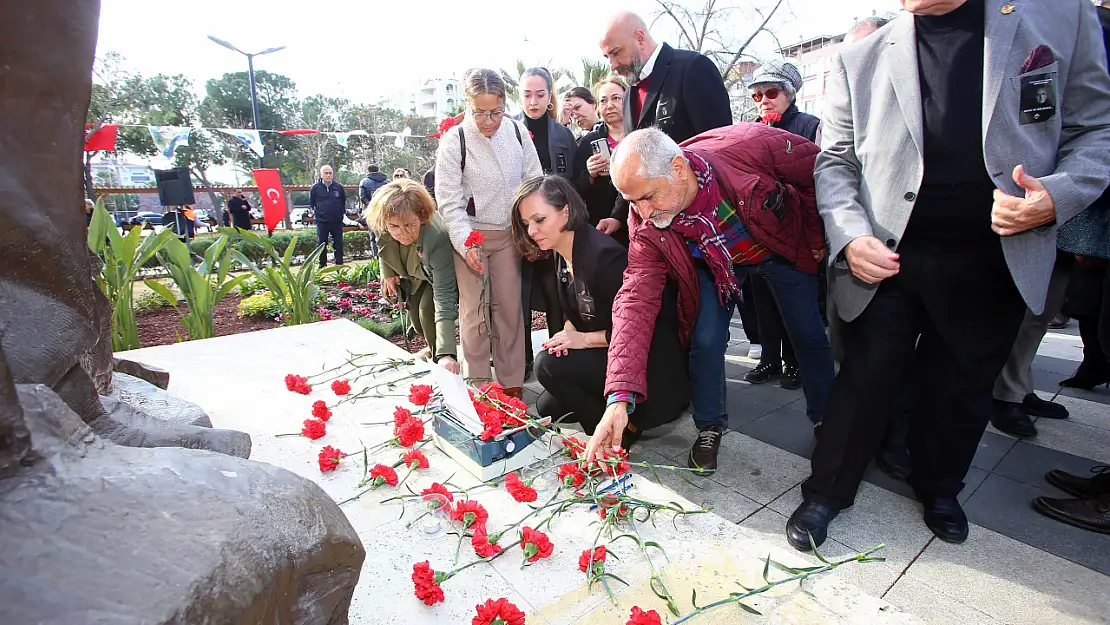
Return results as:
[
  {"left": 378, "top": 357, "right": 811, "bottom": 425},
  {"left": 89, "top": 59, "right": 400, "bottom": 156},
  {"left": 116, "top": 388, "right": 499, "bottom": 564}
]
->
[{"left": 1057, "top": 200, "right": 1110, "bottom": 261}]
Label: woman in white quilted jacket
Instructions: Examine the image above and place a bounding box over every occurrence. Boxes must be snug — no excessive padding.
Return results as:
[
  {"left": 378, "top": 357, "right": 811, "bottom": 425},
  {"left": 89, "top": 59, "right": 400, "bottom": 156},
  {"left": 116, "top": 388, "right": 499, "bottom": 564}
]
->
[{"left": 434, "top": 68, "right": 543, "bottom": 397}]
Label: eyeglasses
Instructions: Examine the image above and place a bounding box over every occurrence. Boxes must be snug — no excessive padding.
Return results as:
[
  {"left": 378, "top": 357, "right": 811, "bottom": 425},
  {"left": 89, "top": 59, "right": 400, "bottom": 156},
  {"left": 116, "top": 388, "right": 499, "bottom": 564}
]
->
[
  {"left": 751, "top": 88, "right": 782, "bottom": 102},
  {"left": 471, "top": 109, "right": 504, "bottom": 122}
]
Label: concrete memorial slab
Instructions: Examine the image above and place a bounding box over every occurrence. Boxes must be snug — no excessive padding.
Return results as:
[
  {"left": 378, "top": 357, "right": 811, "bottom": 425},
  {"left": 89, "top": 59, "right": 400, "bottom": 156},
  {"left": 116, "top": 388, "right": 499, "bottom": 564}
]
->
[{"left": 119, "top": 319, "right": 925, "bottom": 624}]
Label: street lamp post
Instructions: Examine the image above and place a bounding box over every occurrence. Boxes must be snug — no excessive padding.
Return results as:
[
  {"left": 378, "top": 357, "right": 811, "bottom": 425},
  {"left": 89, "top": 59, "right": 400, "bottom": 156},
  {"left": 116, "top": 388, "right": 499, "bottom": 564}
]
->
[{"left": 207, "top": 36, "right": 285, "bottom": 169}]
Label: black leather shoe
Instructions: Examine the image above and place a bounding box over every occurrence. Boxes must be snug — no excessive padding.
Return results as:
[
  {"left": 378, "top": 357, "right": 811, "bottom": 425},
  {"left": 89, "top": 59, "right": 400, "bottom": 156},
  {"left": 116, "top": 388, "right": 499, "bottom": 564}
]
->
[
  {"left": 1045, "top": 465, "right": 1110, "bottom": 499},
  {"left": 744, "top": 361, "right": 781, "bottom": 385},
  {"left": 1023, "top": 393, "right": 1069, "bottom": 419},
  {"left": 786, "top": 500, "right": 839, "bottom": 551},
  {"left": 780, "top": 364, "right": 802, "bottom": 390},
  {"left": 1033, "top": 494, "right": 1110, "bottom": 534},
  {"left": 1059, "top": 363, "right": 1110, "bottom": 390},
  {"left": 688, "top": 426, "right": 724, "bottom": 475},
  {"left": 621, "top": 426, "right": 642, "bottom": 453},
  {"left": 990, "top": 401, "right": 1036, "bottom": 438},
  {"left": 1047, "top": 313, "right": 1070, "bottom": 330},
  {"left": 920, "top": 496, "right": 969, "bottom": 543}
]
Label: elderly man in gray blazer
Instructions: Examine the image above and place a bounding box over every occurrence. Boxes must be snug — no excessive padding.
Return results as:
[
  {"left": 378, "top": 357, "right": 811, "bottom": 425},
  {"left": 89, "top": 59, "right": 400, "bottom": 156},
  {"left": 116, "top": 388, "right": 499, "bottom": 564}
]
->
[{"left": 786, "top": 0, "right": 1110, "bottom": 552}]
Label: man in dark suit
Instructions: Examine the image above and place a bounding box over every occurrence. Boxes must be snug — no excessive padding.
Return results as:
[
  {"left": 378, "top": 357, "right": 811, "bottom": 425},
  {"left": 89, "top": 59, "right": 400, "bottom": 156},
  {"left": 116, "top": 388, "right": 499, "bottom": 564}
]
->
[{"left": 596, "top": 11, "right": 732, "bottom": 236}]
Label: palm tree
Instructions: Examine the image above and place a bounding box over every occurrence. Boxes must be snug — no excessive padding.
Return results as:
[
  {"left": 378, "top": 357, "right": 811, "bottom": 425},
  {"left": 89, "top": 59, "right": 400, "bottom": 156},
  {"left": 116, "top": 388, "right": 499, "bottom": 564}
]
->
[{"left": 575, "top": 58, "right": 611, "bottom": 91}]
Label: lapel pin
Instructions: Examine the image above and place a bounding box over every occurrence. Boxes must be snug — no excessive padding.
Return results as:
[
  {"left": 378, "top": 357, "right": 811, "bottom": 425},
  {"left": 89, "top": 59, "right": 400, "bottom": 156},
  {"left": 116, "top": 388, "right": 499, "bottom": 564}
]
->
[{"left": 1000, "top": 4, "right": 1015, "bottom": 14}]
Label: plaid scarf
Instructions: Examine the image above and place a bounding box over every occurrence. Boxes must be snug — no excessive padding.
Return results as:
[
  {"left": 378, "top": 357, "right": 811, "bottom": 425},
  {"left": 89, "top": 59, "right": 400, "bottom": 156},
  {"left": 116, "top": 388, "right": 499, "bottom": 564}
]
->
[{"left": 670, "top": 151, "right": 741, "bottom": 304}]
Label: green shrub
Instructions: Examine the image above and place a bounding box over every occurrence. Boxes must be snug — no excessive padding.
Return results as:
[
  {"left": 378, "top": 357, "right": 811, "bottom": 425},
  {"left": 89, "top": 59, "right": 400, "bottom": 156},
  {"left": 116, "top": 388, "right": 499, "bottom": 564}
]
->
[
  {"left": 343, "top": 230, "right": 370, "bottom": 259},
  {"left": 237, "top": 291, "right": 284, "bottom": 320},
  {"left": 227, "top": 228, "right": 338, "bottom": 325},
  {"left": 135, "top": 288, "right": 174, "bottom": 311},
  {"left": 238, "top": 276, "right": 266, "bottom": 297},
  {"left": 354, "top": 317, "right": 404, "bottom": 338},
  {"left": 144, "top": 235, "right": 250, "bottom": 341}
]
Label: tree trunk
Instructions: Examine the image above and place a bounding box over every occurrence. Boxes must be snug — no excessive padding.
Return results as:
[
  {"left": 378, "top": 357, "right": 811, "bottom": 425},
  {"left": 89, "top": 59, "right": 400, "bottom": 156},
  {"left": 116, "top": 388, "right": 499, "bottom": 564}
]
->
[
  {"left": 191, "top": 165, "right": 224, "bottom": 226},
  {"left": 84, "top": 152, "right": 96, "bottom": 201}
]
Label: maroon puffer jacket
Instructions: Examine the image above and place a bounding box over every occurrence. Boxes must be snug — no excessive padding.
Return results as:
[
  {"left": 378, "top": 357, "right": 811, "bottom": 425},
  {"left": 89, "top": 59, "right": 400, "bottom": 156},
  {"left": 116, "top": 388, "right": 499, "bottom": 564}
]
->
[{"left": 605, "top": 123, "right": 823, "bottom": 401}]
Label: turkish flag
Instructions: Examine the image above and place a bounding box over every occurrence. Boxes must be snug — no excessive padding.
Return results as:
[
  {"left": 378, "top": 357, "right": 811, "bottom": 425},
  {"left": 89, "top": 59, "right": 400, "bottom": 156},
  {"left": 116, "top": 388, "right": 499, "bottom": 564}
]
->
[
  {"left": 84, "top": 123, "right": 119, "bottom": 151},
  {"left": 252, "top": 168, "right": 287, "bottom": 233}
]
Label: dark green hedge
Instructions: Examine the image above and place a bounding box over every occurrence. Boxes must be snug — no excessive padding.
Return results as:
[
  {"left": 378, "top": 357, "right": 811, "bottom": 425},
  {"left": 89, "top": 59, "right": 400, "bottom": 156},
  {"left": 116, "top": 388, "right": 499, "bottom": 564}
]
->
[{"left": 141, "top": 230, "right": 374, "bottom": 270}]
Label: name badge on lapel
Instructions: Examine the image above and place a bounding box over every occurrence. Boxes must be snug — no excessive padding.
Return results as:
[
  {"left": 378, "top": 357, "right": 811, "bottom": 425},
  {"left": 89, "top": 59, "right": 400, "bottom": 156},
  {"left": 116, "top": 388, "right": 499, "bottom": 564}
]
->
[
  {"left": 556, "top": 152, "right": 567, "bottom": 173},
  {"left": 1019, "top": 73, "right": 1056, "bottom": 125},
  {"left": 657, "top": 99, "right": 671, "bottom": 121}
]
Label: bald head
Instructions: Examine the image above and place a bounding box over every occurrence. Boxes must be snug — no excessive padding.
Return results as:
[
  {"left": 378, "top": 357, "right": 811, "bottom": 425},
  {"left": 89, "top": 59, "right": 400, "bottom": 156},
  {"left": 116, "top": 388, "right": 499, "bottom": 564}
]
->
[{"left": 600, "top": 11, "right": 657, "bottom": 81}]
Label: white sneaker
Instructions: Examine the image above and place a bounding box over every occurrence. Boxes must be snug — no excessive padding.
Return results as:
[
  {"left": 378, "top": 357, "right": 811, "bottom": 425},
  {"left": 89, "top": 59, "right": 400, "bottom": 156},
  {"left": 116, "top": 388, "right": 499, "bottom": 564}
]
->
[{"left": 747, "top": 344, "right": 763, "bottom": 360}]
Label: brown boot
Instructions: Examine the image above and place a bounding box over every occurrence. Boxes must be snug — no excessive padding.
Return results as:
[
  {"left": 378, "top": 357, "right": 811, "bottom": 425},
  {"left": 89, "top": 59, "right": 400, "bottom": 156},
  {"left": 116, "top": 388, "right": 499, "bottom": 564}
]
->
[
  {"left": 502, "top": 387, "right": 523, "bottom": 400},
  {"left": 1032, "top": 494, "right": 1110, "bottom": 534},
  {"left": 1045, "top": 466, "right": 1110, "bottom": 499}
]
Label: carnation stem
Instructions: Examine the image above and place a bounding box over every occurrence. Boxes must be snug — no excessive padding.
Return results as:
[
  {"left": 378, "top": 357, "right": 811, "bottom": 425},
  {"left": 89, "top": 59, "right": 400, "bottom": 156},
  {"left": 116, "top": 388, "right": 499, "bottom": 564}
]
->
[
  {"left": 670, "top": 545, "right": 886, "bottom": 624},
  {"left": 274, "top": 432, "right": 302, "bottom": 438}
]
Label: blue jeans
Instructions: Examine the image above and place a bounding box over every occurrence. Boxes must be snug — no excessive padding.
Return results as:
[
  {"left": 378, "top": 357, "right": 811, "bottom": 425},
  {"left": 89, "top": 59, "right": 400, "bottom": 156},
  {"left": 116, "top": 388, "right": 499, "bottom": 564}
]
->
[{"left": 689, "top": 258, "right": 833, "bottom": 427}]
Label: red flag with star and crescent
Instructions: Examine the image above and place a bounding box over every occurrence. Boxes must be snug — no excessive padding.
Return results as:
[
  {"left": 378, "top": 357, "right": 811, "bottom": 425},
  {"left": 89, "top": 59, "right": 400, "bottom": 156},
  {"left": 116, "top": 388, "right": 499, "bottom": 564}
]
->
[{"left": 252, "top": 169, "right": 287, "bottom": 233}]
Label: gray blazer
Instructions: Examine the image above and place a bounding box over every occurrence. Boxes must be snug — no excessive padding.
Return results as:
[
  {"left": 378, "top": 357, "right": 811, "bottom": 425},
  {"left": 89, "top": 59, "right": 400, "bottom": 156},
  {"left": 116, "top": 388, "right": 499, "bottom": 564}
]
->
[{"left": 816, "top": 0, "right": 1110, "bottom": 320}]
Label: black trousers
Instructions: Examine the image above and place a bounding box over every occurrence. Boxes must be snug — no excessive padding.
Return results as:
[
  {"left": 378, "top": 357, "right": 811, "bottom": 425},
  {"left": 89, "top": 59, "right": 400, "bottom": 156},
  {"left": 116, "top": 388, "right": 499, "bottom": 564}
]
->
[
  {"left": 736, "top": 277, "right": 760, "bottom": 345},
  {"left": 535, "top": 325, "right": 689, "bottom": 435},
  {"left": 316, "top": 221, "right": 344, "bottom": 266},
  {"left": 522, "top": 256, "right": 564, "bottom": 366},
  {"left": 803, "top": 235, "right": 1025, "bottom": 509},
  {"left": 751, "top": 274, "right": 797, "bottom": 367}
]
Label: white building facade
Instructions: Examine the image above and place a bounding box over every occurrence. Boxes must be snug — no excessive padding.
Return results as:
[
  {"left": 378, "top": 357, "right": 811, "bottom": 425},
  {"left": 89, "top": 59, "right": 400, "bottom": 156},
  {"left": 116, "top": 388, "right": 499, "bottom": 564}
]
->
[{"left": 379, "top": 78, "right": 461, "bottom": 119}]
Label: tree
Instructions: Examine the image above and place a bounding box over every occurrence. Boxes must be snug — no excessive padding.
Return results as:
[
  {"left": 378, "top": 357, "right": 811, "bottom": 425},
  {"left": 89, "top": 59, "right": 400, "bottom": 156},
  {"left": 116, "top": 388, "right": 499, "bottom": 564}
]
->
[
  {"left": 571, "top": 58, "right": 612, "bottom": 91},
  {"left": 85, "top": 52, "right": 137, "bottom": 200},
  {"left": 199, "top": 70, "right": 300, "bottom": 178},
  {"left": 652, "top": 0, "right": 789, "bottom": 121}
]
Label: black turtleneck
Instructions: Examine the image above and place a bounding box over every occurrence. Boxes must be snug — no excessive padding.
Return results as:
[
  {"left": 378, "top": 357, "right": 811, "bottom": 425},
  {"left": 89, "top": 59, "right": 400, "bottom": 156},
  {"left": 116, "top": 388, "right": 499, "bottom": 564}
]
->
[
  {"left": 525, "top": 114, "right": 552, "bottom": 173},
  {"left": 909, "top": 0, "right": 996, "bottom": 242}
]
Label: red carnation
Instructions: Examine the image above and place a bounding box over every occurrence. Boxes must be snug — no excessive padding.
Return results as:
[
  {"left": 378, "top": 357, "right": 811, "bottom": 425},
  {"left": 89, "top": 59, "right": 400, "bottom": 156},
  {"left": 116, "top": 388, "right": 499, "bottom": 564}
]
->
[
  {"left": 430, "top": 113, "right": 464, "bottom": 139},
  {"left": 504, "top": 472, "right": 538, "bottom": 503},
  {"left": 597, "top": 494, "right": 630, "bottom": 521},
  {"left": 311, "top": 400, "right": 332, "bottom": 421},
  {"left": 520, "top": 526, "right": 553, "bottom": 563},
  {"left": 331, "top": 379, "right": 351, "bottom": 395},
  {"left": 472, "top": 597, "right": 526, "bottom": 625},
  {"left": 626, "top": 606, "right": 662, "bottom": 625},
  {"left": 597, "top": 448, "right": 630, "bottom": 477},
  {"left": 412, "top": 561, "right": 446, "bottom": 606},
  {"left": 301, "top": 418, "right": 326, "bottom": 440},
  {"left": 451, "top": 500, "right": 489, "bottom": 529},
  {"left": 422, "top": 482, "right": 455, "bottom": 508},
  {"left": 562, "top": 435, "right": 586, "bottom": 459},
  {"left": 408, "top": 384, "right": 435, "bottom": 406},
  {"left": 369, "top": 463, "right": 399, "bottom": 488},
  {"left": 394, "top": 406, "right": 413, "bottom": 426},
  {"left": 285, "top": 374, "right": 312, "bottom": 394},
  {"left": 396, "top": 416, "right": 425, "bottom": 447},
  {"left": 318, "top": 445, "right": 343, "bottom": 472},
  {"left": 478, "top": 409, "right": 503, "bottom": 442},
  {"left": 403, "top": 449, "right": 430, "bottom": 469},
  {"left": 556, "top": 463, "right": 586, "bottom": 488},
  {"left": 760, "top": 110, "right": 783, "bottom": 125},
  {"left": 464, "top": 230, "right": 485, "bottom": 248},
  {"left": 579, "top": 545, "right": 607, "bottom": 574},
  {"left": 471, "top": 526, "right": 502, "bottom": 558}
]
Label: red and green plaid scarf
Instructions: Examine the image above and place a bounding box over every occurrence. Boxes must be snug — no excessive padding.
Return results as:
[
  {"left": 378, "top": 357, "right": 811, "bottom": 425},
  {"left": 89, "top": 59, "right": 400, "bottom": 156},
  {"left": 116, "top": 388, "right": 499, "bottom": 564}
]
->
[{"left": 670, "top": 151, "right": 742, "bottom": 304}]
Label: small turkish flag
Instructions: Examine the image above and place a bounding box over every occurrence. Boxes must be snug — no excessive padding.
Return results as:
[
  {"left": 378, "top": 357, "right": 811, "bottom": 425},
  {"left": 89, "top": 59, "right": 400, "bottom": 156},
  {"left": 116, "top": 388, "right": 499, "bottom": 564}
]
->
[
  {"left": 252, "top": 168, "right": 287, "bottom": 233},
  {"left": 84, "top": 123, "right": 119, "bottom": 152}
]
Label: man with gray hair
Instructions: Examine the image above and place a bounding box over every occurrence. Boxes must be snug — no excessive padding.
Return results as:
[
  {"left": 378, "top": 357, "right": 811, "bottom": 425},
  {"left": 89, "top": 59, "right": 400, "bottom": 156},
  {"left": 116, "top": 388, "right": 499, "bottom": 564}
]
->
[
  {"left": 309, "top": 164, "right": 347, "bottom": 267},
  {"left": 582, "top": 124, "right": 833, "bottom": 473}
]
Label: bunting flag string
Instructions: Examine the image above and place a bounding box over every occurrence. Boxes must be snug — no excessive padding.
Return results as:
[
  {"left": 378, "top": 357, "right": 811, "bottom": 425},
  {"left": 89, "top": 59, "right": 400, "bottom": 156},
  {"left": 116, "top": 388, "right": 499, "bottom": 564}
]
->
[{"left": 83, "top": 123, "right": 431, "bottom": 152}]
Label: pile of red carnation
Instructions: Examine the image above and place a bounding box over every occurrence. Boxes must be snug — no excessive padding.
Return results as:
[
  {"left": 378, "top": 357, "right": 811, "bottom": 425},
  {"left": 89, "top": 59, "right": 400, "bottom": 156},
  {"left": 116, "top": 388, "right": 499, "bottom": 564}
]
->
[
  {"left": 470, "top": 382, "right": 529, "bottom": 441},
  {"left": 393, "top": 407, "right": 425, "bottom": 447}
]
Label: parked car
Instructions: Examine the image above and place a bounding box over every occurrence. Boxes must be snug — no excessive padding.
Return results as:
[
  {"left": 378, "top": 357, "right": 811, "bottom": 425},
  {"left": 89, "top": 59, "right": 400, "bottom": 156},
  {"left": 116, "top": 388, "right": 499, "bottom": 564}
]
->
[{"left": 129, "top": 212, "right": 165, "bottom": 229}]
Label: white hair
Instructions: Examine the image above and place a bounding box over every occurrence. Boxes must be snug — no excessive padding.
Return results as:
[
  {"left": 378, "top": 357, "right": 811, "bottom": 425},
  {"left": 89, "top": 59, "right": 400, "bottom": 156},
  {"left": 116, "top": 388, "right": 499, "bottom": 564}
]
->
[{"left": 613, "top": 127, "right": 687, "bottom": 181}]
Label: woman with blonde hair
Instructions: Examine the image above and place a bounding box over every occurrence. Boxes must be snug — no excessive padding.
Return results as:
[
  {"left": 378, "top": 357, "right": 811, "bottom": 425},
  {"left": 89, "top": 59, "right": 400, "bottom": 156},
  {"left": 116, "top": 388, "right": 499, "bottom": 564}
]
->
[
  {"left": 367, "top": 178, "right": 460, "bottom": 374},
  {"left": 434, "top": 68, "right": 543, "bottom": 396}
]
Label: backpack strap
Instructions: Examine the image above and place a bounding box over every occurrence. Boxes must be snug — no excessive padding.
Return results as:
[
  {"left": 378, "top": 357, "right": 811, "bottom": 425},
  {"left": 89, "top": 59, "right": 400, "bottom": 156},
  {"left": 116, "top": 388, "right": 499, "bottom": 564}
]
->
[
  {"left": 458, "top": 125, "right": 467, "bottom": 173},
  {"left": 512, "top": 119, "right": 522, "bottom": 146}
]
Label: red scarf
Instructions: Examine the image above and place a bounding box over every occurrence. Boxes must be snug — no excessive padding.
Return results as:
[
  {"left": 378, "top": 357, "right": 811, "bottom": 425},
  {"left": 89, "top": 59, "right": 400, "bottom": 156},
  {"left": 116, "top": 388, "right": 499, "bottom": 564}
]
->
[{"left": 670, "top": 151, "right": 740, "bottom": 304}]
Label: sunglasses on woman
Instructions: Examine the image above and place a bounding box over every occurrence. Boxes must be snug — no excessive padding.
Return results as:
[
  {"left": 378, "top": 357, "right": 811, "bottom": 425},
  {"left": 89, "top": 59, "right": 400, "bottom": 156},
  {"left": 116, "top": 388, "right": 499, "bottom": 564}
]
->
[{"left": 751, "top": 88, "right": 782, "bottom": 102}]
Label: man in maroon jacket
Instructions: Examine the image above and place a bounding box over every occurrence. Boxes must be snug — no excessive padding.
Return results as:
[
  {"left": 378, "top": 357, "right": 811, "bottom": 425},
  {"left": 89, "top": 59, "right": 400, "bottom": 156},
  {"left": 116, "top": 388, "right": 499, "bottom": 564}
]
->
[{"left": 584, "top": 125, "right": 833, "bottom": 472}]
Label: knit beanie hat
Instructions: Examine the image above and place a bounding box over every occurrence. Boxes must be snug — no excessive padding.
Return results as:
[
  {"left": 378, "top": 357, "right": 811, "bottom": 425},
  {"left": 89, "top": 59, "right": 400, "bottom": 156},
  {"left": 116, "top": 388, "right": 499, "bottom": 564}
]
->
[{"left": 751, "top": 60, "right": 803, "bottom": 91}]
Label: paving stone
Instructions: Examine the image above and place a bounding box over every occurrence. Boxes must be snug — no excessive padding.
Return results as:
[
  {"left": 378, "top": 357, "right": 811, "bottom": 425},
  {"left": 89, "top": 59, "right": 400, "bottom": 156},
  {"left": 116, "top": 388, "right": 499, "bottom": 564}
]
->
[
  {"left": 737, "top": 508, "right": 905, "bottom": 600},
  {"left": 632, "top": 457, "right": 762, "bottom": 524},
  {"left": 1051, "top": 394, "right": 1110, "bottom": 432},
  {"left": 970, "top": 430, "right": 1017, "bottom": 472},
  {"left": 725, "top": 379, "right": 790, "bottom": 429},
  {"left": 883, "top": 577, "right": 1004, "bottom": 625},
  {"left": 706, "top": 432, "right": 810, "bottom": 505},
  {"left": 768, "top": 482, "right": 934, "bottom": 572},
  {"left": 962, "top": 474, "right": 1110, "bottom": 576},
  {"left": 1032, "top": 417, "right": 1110, "bottom": 465},
  {"left": 992, "top": 441, "right": 1104, "bottom": 489},
  {"left": 895, "top": 521, "right": 1110, "bottom": 625},
  {"left": 737, "top": 405, "right": 817, "bottom": 459},
  {"left": 635, "top": 413, "right": 698, "bottom": 463},
  {"left": 1030, "top": 367, "right": 1110, "bottom": 406}
]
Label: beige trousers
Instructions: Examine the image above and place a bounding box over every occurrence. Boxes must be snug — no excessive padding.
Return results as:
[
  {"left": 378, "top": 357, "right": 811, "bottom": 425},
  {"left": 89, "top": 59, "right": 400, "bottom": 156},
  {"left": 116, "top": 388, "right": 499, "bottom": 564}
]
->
[{"left": 454, "top": 228, "right": 526, "bottom": 388}]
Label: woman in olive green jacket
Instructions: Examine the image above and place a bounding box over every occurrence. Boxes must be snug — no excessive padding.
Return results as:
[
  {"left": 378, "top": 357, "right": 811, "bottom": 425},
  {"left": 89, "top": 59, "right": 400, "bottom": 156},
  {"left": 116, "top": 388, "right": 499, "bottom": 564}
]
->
[{"left": 366, "top": 179, "right": 461, "bottom": 373}]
